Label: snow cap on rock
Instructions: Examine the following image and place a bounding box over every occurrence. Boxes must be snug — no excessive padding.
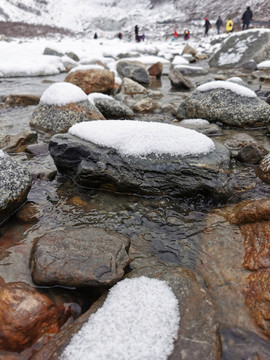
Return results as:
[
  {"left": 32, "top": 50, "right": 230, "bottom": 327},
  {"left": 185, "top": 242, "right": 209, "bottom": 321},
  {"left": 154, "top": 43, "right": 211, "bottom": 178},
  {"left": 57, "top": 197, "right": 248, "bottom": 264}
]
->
[{"left": 40, "top": 82, "right": 88, "bottom": 106}]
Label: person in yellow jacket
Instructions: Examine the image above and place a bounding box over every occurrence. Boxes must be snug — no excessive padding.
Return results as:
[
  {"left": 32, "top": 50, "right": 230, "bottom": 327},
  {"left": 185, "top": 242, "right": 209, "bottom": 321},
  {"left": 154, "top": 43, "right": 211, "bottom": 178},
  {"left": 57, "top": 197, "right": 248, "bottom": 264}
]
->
[{"left": 226, "top": 18, "right": 234, "bottom": 33}]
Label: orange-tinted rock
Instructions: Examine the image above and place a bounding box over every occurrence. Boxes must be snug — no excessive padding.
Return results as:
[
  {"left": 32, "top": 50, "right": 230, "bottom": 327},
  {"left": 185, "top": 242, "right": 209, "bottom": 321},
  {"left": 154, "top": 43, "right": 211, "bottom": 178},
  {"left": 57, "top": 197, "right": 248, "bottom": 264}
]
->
[
  {"left": 0, "top": 282, "right": 71, "bottom": 352},
  {"left": 65, "top": 69, "right": 115, "bottom": 95},
  {"left": 241, "top": 222, "right": 270, "bottom": 271},
  {"left": 245, "top": 269, "right": 270, "bottom": 338},
  {"left": 15, "top": 202, "right": 39, "bottom": 223},
  {"left": 148, "top": 62, "right": 163, "bottom": 78},
  {"left": 0, "top": 131, "right": 37, "bottom": 153},
  {"left": 230, "top": 199, "right": 270, "bottom": 225}
]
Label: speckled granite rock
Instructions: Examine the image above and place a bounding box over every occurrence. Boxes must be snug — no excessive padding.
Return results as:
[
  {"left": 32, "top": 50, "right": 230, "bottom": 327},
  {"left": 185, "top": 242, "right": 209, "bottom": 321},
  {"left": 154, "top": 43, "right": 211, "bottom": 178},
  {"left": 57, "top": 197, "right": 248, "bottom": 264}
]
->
[
  {"left": 30, "top": 100, "right": 105, "bottom": 134},
  {"left": 176, "top": 88, "right": 270, "bottom": 128},
  {"left": 0, "top": 154, "right": 32, "bottom": 225}
]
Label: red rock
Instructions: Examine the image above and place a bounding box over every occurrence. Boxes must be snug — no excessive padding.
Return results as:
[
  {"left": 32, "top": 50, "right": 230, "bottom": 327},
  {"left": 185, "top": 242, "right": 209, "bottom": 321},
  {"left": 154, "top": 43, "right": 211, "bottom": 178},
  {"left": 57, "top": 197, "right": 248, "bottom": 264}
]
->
[
  {"left": 148, "top": 62, "right": 163, "bottom": 78},
  {"left": 65, "top": 69, "right": 115, "bottom": 95},
  {"left": 0, "top": 282, "right": 71, "bottom": 352},
  {"left": 245, "top": 269, "right": 270, "bottom": 338}
]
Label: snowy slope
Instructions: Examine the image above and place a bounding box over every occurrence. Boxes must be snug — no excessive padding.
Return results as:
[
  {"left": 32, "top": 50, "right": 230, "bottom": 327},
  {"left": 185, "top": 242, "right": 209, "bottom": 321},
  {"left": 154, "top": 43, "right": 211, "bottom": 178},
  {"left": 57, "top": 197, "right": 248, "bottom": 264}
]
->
[{"left": 0, "top": 0, "right": 269, "bottom": 37}]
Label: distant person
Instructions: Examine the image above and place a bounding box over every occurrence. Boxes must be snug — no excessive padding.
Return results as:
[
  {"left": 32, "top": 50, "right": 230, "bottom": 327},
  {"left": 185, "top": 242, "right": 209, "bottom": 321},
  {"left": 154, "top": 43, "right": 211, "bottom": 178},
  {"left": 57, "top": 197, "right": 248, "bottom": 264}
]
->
[
  {"left": 135, "top": 25, "right": 139, "bottom": 41},
  {"left": 184, "top": 30, "right": 190, "bottom": 40},
  {"left": 204, "top": 18, "right": 211, "bottom": 36},
  {"left": 141, "top": 34, "right": 145, "bottom": 41},
  {"left": 94, "top": 32, "right": 98, "bottom": 39},
  {"left": 216, "top": 16, "right": 223, "bottom": 34},
  {"left": 226, "top": 18, "right": 234, "bottom": 33},
  {"left": 118, "top": 32, "right": 123, "bottom": 39},
  {"left": 173, "top": 29, "right": 178, "bottom": 40},
  {"left": 242, "top": 6, "right": 253, "bottom": 30}
]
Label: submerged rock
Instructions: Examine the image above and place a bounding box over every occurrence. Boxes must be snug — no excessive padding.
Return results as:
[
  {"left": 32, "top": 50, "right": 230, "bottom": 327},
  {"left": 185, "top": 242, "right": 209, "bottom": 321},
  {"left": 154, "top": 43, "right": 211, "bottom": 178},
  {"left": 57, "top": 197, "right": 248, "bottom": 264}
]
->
[
  {"left": 0, "top": 153, "right": 32, "bottom": 225},
  {"left": 30, "top": 227, "right": 131, "bottom": 287}
]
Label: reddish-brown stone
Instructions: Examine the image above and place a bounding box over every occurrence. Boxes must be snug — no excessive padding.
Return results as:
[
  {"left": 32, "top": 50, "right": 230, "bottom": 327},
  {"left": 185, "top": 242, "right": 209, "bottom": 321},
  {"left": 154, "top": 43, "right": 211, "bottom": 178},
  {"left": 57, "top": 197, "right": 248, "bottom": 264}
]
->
[
  {"left": 241, "top": 222, "right": 270, "bottom": 271},
  {"left": 0, "top": 282, "right": 71, "bottom": 352},
  {"left": 148, "top": 62, "right": 163, "bottom": 78},
  {"left": 245, "top": 269, "right": 270, "bottom": 338},
  {"left": 230, "top": 199, "right": 270, "bottom": 225},
  {"left": 65, "top": 69, "right": 115, "bottom": 95}
]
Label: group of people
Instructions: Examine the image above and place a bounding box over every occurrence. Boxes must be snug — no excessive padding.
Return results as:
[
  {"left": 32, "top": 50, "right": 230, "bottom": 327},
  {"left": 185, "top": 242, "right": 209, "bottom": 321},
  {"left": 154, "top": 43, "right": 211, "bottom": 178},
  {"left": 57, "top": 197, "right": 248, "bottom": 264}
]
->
[{"left": 204, "top": 6, "right": 253, "bottom": 36}]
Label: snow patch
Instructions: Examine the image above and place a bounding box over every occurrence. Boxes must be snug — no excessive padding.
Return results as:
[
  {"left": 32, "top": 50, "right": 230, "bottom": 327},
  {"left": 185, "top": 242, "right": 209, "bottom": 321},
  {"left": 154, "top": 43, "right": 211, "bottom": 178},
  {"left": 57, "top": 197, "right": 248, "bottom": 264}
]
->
[
  {"left": 40, "top": 82, "right": 88, "bottom": 105},
  {"left": 197, "top": 80, "right": 257, "bottom": 97},
  {"left": 61, "top": 276, "right": 180, "bottom": 360},
  {"left": 0, "top": 150, "right": 5, "bottom": 158},
  {"left": 69, "top": 64, "right": 104, "bottom": 73},
  {"left": 180, "top": 119, "right": 210, "bottom": 125},
  {"left": 88, "top": 92, "right": 115, "bottom": 105},
  {"left": 69, "top": 120, "right": 215, "bottom": 157},
  {"left": 257, "top": 60, "right": 270, "bottom": 69}
]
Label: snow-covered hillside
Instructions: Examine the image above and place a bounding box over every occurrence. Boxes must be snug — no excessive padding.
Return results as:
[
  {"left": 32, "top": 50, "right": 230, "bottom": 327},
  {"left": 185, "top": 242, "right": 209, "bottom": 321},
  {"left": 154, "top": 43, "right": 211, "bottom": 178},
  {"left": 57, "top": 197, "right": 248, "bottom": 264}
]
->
[{"left": 0, "top": 0, "right": 269, "bottom": 39}]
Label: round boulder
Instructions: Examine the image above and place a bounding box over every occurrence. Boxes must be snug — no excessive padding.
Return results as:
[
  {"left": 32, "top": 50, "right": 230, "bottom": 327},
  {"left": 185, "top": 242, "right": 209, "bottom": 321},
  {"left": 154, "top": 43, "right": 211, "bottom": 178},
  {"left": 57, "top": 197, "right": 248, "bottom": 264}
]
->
[
  {"left": 65, "top": 69, "right": 115, "bottom": 95},
  {"left": 0, "top": 281, "right": 71, "bottom": 352}
]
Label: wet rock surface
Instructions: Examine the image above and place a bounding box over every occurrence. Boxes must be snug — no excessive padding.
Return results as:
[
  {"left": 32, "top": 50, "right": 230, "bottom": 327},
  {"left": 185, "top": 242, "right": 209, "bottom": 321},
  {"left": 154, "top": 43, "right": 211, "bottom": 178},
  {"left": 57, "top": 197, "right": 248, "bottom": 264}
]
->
[
  {"left": 93, "top": 98, "right": 134, "bottom": 119},
  {"left": 0, "top": 281, "right": 71, "bottom": 352},
  {"left": 30, "top": 227, "right": 131, "bottom": 287},
  {"left": 49, "top": 133, "right": 232, "bottom": 200}
]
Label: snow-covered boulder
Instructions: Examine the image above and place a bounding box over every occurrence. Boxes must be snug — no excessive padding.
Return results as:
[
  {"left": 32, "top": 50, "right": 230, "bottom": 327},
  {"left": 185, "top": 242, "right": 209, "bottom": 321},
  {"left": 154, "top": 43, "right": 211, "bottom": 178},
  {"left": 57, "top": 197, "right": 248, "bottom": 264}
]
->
[
  {"left": 0, "top": 151, "right": 32, "bottom": 225},
  {"left": 176, "top": 81, "right": 270, "bottom": 128},
  {"left": 49, "top": 120, "right": 232, "bottom": 201},
  {"left": 30, "top": 82, "right": 105, "bottom": 134},
  {"left": 65, "top": 68, "right": 115, "bottom": 95},
  {"left": 209, "top": 29, "right": 270, "bottom": 69}
]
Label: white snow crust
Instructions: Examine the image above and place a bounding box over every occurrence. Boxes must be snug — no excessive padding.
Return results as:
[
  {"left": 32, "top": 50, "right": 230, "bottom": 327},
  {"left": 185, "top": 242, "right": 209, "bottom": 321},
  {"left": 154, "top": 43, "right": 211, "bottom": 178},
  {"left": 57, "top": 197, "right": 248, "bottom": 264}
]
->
[
  {"left": 69, "top": 120, "right": 215, "bottom": 157},
  {"left": 180, "top": 119, "right": 209, "bottom": 125},
  {"left": 88, "top": 92, "right": 115, "bottom": 105},
  {"left": 61, "top": 276, "right": 180, "bottom": 360},
  {"left": 69, "top": 64, "right": 104, "bottom": 73},
  {"left": 40, "top": 82, "right": 88, "bottom": 105},
  {"left": 257, "top": 60, "right": 270, "bottom": 69},
  {"left": 197, "top": 81, "right": 257, "bottom": 97},
  {"left": 0, "top": 150, "right": 5, "bottom": 158}
]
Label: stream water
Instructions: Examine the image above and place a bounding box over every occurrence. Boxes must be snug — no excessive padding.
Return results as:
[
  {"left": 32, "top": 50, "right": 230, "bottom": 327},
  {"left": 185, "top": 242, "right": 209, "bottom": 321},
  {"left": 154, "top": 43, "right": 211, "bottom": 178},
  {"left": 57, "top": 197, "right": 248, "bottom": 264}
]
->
[{"left": 1, "top": 69, "right": 270, "bottom": 356}]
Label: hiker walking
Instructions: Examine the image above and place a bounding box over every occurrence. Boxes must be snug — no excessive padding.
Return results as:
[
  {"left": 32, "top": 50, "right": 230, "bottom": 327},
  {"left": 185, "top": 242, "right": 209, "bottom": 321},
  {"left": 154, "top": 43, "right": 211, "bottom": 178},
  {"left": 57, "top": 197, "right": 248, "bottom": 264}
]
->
[
  {"left": 204, "top": 18, "right": 211, "bottom": 36},
  {"left": 216, "top": 16, "right": 223, "bottom": 34},
  {"left": 226, "top": 18, "right": 234, "bottom": 33},
  {"left": 135, "top": 25, "right": 139, "bottom": 41},
  {"left": 241, "top": 6, "right": 253, "bottom": 30}
]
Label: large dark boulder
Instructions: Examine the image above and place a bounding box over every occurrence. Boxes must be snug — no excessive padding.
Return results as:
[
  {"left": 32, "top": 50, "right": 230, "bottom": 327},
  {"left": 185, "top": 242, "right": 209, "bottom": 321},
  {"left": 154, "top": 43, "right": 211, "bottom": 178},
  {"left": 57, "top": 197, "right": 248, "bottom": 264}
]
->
[
  {"left": 30, "top": 227, "right": 131, "bottom": 288},
  {"left": 0, "top": 153, "right": 32, "bottom": 225},
  {"left": 176, "top": 84, "right": 270, "bottom": 128},
  {"left": 116, "top": 61, "right": 149, "bottom": 84},
  {"left": 209, "top": 30, "right": 270, "bottom": 69},
  {"left": 49, "top": 132, "right": 232, "bottom": 201}
]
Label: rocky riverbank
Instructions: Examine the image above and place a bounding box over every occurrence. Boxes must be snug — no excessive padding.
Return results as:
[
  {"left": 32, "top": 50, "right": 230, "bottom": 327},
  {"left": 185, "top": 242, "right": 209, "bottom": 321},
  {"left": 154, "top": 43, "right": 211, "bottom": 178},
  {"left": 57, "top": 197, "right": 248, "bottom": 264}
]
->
[{"left": 1, "top": 29, "right": 270, "bottom": 359}]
